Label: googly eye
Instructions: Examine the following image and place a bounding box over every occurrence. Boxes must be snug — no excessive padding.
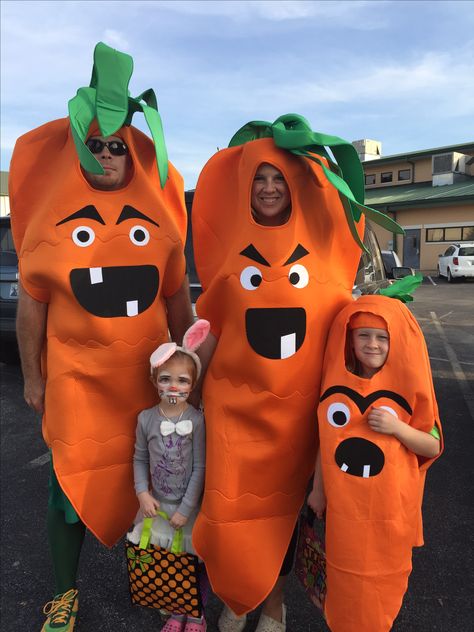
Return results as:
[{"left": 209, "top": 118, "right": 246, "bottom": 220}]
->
[
  {"left": 327, "top": 402, "right": 351, "bottom": 427},
  {"left": 129, "top": 225, "right": 150, "bottom": 246},
  {"left": 379, "top": 406, "right": 398, "bottom": 418},
  {"left": 72, "top": 226, "right": 95, "bottom": 247},
  {"left": 240, "top": 266, "right": 263, "bottom": 290},
  {"left": 288, "top": 264, "right": 309, "bottom": 288}
]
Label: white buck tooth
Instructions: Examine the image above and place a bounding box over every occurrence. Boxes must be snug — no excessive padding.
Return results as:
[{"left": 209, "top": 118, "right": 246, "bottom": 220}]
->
[
  {"left": 126, "top": 300, "right": 138, "bottom": 317},
  {"left": 281, "top": 332, "right": 296, "bottom": 359},
  {"left": 89, "top": 267, "right": 103, "bottom": 284},
  {"left": 363, "top": 464, "right": 371, "bottom": 478},
  {"left": 341, "top": 463, "right": 349, "bottom": 472}
]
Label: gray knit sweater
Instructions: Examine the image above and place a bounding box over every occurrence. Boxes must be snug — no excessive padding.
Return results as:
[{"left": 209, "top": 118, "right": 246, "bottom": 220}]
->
[{"left": 133, "top": 404, "right": 205, "bottom": 518}]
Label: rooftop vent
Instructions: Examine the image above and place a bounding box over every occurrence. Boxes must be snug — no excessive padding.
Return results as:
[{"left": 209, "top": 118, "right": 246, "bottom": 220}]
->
[
  {"left": 432, "top": 152, "right": 468, "bottom": 186},
  {"left": 352, "top": 139, "right": 382, "bottom": 162}
]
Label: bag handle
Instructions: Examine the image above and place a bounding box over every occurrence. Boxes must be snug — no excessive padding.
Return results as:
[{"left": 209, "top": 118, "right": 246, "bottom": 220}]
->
[{"left": 138, "top": 510, "right": 184, "bottom": 553}]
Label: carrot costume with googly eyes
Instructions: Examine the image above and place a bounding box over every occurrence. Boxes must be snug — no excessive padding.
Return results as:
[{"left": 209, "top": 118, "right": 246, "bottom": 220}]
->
[
  {"left": 318, "top": 294, "right": 442, "bottom": 631},
  {"left": 191, "top": 115, "right": 403, "bottom": 614},
  {"left": 9, "top": 43, "right": 187, "bottom": 547}
]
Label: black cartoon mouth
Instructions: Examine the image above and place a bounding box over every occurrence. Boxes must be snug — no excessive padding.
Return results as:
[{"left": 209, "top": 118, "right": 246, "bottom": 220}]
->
[
  {"left": 335, "top": 437, "right": 385, "bottom": 478},
  {"left": 245, "top": 307, "right": 306, "bottom": 359},
  {"left": 70, "top": 265, "right": 159, "bottom": 317}
]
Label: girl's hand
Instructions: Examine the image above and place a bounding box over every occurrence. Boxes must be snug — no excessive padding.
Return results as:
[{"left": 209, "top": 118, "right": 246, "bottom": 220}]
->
[
  {"left": 137, "top": 491, "right": 160, "bottom": 518},
  {"left": 169, "top": 511, "right": 188, "bottom": 529},
  {"left": 367, "top": 407, "right": 401, "bottom": 435},
  {"left": 307, "top": 486, "right": 326, "bottom": 520}
]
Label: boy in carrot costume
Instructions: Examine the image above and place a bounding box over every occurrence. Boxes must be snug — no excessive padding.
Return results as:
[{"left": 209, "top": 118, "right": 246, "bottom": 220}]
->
[
  {"left": 309, "top": 292, "right": 442, "bottom": 631},
  {"left": 9, "top": 43, "right": 193, "bottom": 631},
  {"left": 191, "top": 115, "right": 402, "bottom": 630}
]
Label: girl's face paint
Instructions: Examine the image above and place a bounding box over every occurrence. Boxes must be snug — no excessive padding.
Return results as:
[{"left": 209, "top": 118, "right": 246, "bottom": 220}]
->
[{"left": 156, "top": 358, "right": 194, "bottom": 405}]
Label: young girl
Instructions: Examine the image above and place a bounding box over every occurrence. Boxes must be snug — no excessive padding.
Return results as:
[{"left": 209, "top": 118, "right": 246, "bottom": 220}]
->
[
  {"left": 308, "top": 295, "right": 442, "bottom": 632},
  {"left": 127, "top": 319, "right": 210, "bottom": 632}
]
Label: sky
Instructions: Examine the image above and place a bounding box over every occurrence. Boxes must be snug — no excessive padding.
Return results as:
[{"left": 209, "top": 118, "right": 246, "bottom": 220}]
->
[{"left": 1, "top": 0, "right": 473, "bottom": 189}]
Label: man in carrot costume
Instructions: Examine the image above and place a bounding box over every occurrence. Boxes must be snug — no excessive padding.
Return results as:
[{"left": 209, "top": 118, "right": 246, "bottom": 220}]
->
[
  {"left": 191, "top": 115, "right": 402, "bottom": 631},
  {"left": 9, "top": 43, "right": 193, "bottom": 631}
]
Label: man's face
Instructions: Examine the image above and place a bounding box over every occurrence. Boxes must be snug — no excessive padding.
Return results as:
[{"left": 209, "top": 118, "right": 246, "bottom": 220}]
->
[{"left": 83, "top": 135, "right": 131, "bottom": 191}]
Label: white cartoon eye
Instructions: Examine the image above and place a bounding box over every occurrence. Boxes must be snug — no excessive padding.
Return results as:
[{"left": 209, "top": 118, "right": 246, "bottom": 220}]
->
[
  {"left": 379, "top": 406, "right": 398, "bottom": 418},
  {"left": 72, "top": 226, "right": 95, "bottom": 247},
  {"left": 327, "top": 402, "right": 351, "bottom": 427},
  {"left": 240, "top": 266, "right": 263, "bottom": 290},
  {"left": 288, "top": 264, "right": 309, "bottom": 288},
  {"left": 129, "top": 225, "right": 150, "bottom": 246}
]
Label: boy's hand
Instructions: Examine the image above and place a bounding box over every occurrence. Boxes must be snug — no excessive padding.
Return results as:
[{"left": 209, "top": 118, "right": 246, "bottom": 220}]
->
[
  {"left": 169, "top": 511, "right": 188, "bottom": 529},
  {"left": 307, "top": 487, "right": 326, "bottom": 520},
  {"left": 137, "top": 491, "right": 160, "bottom": 518},
  {"left": 367, "top": 407, "right": 401, "bottom": 435}
]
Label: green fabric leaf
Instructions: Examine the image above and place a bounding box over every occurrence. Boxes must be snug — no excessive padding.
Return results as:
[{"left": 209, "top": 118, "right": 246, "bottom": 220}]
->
[
  {"left": 228, "top": 113, "right": 404, "bottom": 251},
  {"left": 379, "top": 273, "right": 424, "bottom": 303},
  {"left": 67, "top": 42, "right": 168, "bottom": 188},
  {"left": 93, "top": 42, "right": 133, "bottom": 137}
]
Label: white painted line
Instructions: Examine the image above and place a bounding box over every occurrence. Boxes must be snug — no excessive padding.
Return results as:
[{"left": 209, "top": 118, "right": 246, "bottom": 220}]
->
[
  {"left": 27, "top": 452, "right": 50, "bottom": 468},
  {"left": 429, "top": 356, "right": 474, "bottom": 366},
  {"left": 438, "top": 311, "right": 453, "bottom": 321},
  {"left": 427, "top": 276, "right": 437, "bottom": 286},
  {"left": 430, "top": 311, "right": 474, "bottom": 421}
]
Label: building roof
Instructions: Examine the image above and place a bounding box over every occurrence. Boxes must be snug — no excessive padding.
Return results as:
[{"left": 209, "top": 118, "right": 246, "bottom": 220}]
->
[
  {"left": 365, "top": 179, "right": 474, "bottom": 209},
  {"left": 0, "top": 171, "right": 8, "bottom": 196},
  {"left": 362, "top": 142, "right": 474, "bottom": 166}
]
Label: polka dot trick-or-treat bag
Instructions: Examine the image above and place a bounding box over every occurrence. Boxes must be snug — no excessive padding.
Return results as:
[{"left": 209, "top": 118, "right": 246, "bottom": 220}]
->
[{"left": 125, "top": 513, "right": 202, "bottom": 618}]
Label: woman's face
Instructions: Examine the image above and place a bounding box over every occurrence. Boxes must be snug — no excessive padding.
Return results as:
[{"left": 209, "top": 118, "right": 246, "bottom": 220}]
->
[{"left": 251, "top": 163, "right": 291, "bottom": 226}]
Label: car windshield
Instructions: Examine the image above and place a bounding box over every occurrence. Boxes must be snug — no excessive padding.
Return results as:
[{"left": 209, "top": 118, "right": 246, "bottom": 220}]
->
[{"left": 459, "top": 247, "right": 474, "bottom": 256}]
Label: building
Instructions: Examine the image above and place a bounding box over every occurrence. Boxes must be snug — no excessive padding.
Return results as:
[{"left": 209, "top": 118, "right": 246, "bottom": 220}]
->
[
  {"left": 355, "top": 140, "right": 474, "bottom": 272},
  {"left": 0, "top": 171, "right": 9, "bottom": 217}
]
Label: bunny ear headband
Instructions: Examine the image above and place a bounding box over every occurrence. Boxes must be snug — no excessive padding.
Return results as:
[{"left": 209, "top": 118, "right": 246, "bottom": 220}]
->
[{"left": 150, "top": 319, "right": 210, "bottom": 381}]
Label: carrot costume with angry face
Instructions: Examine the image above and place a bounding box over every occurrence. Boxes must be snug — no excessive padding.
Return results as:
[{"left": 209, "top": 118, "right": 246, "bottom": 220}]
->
[
  {"left": 9, "top": 43, "right": 187, "bottom": 547},
  {"left": 318, "top": 294, "right": 442, "bottom": 631},
  {"left": 191, "top": 115, "right": 403, "bottom": 614}
]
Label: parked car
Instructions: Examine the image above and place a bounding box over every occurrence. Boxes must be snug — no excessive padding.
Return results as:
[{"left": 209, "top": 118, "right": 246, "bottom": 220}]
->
[
  {"left": 0, "top": 216, "right": 19, "bottom": 362},
  {"left": 437, "top": 242, "right": 474, "bottom": 282},
  {"left": 381, "top": 250, "right": 416, "bottom": 279}
]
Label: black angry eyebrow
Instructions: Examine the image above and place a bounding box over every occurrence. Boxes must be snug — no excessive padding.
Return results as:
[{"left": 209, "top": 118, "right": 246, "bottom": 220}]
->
[
  {"left": 320, "top": 385, "right": 413, "bottom": 415},
  {"left": 56, "top": 205, "right": 105, "bottom": 226},
  {"left": 284, "top": 244, "right": 309, "bottom": 266},
  {"left": 116, "top": 205, "right": 160, "bottom": 227},
  {"left": 239, "top": 244, "right": 270, "bottom": 267}
]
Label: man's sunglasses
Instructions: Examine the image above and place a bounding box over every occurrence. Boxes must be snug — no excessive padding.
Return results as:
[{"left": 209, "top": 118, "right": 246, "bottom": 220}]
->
[{"left": 86, "top": 138, "right": 129, "bottom": 156}]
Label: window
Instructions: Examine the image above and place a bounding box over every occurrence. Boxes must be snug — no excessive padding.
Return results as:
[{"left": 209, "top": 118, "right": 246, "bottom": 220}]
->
[
  {"left": 426, "top": 226, "right": 474, "bottom": 242},
  {"left": 365, "top": 174, "right": 376, "bottom": 185},
  {"left": 462, "top": 226, "right": 474, "bottom": 240},
  {"left": 398, "top": 169, "right": 411, "bottom": 181},
  {"left": 381, "top": 172, "right": 393, "bottom": 183},
  {"left": 443, "top": 246, "right": 455, "bottom": 257},
  {"left": 445, "top": 227, "right": 462, "bottom": 241}
]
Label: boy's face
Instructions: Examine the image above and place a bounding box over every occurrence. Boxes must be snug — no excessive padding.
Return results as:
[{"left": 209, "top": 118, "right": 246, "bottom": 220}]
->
[
  {"left": 154, "top": 357, "right": 194, "bottom": 405},
  {"left": 351, "top": 327, "right": 389, "bottom": 377},
  {"left": 251, "top": 162, "right": 291, "bottom": 226}
]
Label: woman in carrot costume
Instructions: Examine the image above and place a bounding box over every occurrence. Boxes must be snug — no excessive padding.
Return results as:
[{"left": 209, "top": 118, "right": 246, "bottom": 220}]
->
[
  {"left": 308, "top": 291, "right": 442, "bottom": 631},
  {"left": 191, "top": 115, "right": 402, "bottom": 631},
  {"left": 9, "top": 43, "right": 193, "bottom": 631}
]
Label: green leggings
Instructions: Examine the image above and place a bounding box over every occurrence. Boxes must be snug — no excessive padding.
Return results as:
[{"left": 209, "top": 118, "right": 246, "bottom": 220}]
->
[
  {"left": 47, "top": 506, "right": 85, "bottom": 595},
  {"left": 48, "top": 457, "right": 85, "bottom": 595}
]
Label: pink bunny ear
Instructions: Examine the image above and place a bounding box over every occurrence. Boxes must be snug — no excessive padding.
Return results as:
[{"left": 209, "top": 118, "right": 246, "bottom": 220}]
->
[
  {"left": 183, "top": 319, "right": 210, "bottom": 352},
  {"left": 150, "top": 342, "right": 177, "bottom": 370}
]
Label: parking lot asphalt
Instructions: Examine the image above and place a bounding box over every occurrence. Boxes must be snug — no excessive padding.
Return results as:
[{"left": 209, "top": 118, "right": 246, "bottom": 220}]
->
[{"left": 1, "top": 278, "right": 473, "bottom": 631}]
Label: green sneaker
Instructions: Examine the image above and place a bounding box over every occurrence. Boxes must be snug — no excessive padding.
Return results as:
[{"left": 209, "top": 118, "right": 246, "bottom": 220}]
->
[{"left": 41, "top": 589, "right": 78, "bottom": 631}]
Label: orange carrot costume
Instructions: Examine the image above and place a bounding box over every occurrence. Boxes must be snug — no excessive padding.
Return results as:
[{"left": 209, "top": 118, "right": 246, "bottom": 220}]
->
[
  {"left": 191, "top": 115, "right": 402, "bottom": 614},
  {"left": 318, "top": 294, "right": 443, "bottom": 631},
  {"left": 9, "top": 44, "right": 187, "bottom": 547}
]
